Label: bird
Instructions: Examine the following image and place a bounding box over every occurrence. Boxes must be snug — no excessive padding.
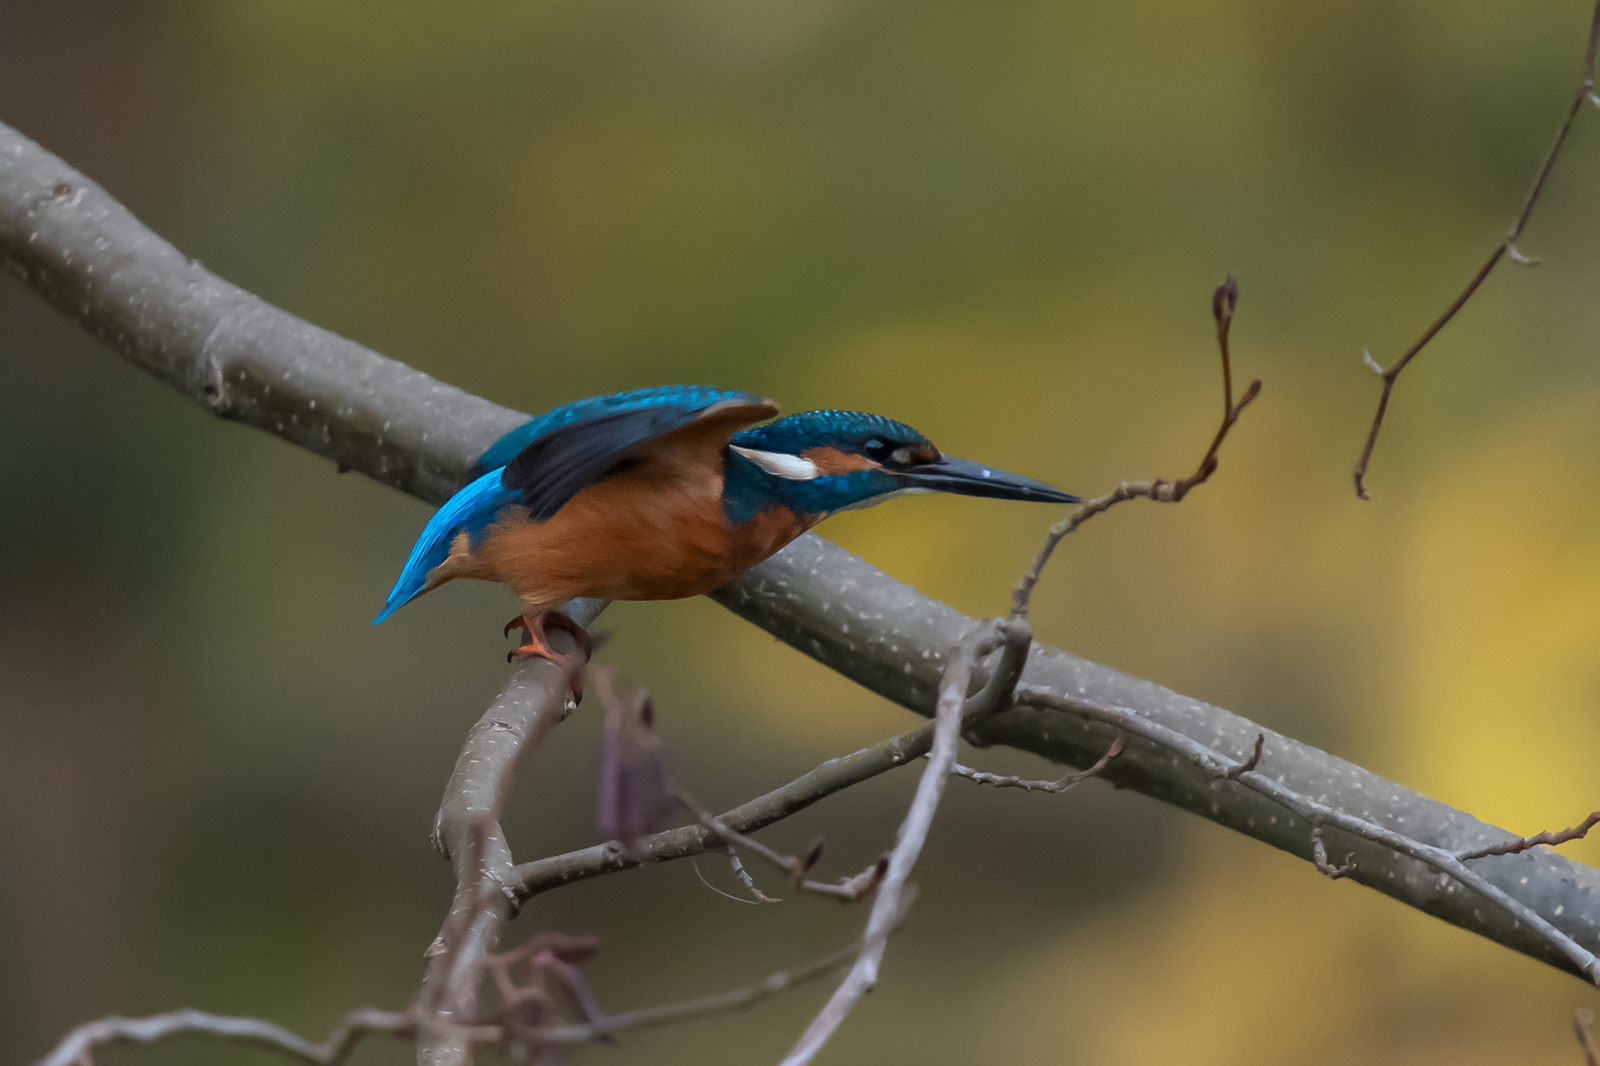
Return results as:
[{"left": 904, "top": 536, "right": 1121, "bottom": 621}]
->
[{"left": 374, "top": 385, "right": 1078, "bottom": 678}]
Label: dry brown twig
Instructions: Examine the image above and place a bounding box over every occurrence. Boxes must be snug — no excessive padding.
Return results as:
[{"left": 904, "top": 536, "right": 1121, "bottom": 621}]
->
[
  {"left": 1351, "top": 1, "right": 1600, "bottom": 499},
  {"left": 1456, "top": 812, "right": 1600, "bottom": 861},
  {"left": 679, "top": 790, "right": 890, "bottom": 903},
  {"left": 1012, "top": 274, "right": 1261, "bottom": 619},
  {"left": 1310, "top": 825, "right": 1357, "bottom": 881}
]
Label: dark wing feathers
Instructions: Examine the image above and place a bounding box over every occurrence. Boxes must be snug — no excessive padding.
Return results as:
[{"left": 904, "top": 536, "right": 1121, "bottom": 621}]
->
[
  {"left": 493, "top": 388, "right": 777, "bottom": 521},
  {"left": 474, "top": 386, "right": 767, "bottom": 476}
]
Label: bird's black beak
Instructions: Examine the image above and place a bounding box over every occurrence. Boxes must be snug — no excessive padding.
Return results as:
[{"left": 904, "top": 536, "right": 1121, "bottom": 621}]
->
[{"left": 896, "top": 456, "right": 1079, "bottom": 504}]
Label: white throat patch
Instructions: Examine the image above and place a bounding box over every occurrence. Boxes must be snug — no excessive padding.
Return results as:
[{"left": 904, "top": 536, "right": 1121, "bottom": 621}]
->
[{"left": 729, "top": 445, "right": 821, "bottom": 480}]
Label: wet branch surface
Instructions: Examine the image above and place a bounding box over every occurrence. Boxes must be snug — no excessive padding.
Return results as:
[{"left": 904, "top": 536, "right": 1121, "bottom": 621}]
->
[{"left": 10, "top": 113, "right": 1600, "bottom": 1064}]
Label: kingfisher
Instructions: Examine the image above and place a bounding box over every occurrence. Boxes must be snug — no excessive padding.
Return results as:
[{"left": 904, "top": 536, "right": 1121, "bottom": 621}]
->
[{"left": 375, "top": 386, "right": 1077, "bottom": 673}]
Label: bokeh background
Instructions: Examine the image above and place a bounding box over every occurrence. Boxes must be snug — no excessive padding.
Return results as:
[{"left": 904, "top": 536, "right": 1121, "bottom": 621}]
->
[{"left": 4, "top": 0, "right": 1600, "bottom": 1062}]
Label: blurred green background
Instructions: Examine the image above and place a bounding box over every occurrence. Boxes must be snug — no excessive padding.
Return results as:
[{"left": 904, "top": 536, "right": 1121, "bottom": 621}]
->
[{"left": 5, "top": 0, "right": 1600, "bottom": 1062}]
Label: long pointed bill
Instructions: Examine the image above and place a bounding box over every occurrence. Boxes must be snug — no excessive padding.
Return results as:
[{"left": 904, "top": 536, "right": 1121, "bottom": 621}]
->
[{"left": 897, "top": 456, "right": 1080, "bottom": 504}]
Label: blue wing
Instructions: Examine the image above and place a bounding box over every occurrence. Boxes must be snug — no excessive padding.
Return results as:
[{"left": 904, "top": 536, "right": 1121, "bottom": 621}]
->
[
  {"left": 375, "top": 386, "right": 776, "bottom": 624},
  {"left": 474, "top": 386, "right": 768, "bottom": 475}
]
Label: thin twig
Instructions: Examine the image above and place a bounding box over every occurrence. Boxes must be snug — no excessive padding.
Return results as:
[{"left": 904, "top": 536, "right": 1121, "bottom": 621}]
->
[
  {"left": 508, "top": 720, "right": 937, "bottom": 905},
  {"left": 1014, "top": 683, "right": 1600, "bottom": 984},
  {"left": 1456, "top": 812, "right": 1600, "bottom": 861},
  {"left": 535, "top": 900, "right": 914, "bottom": 1044},
  {"left": 34, "top": 1007, "right": 417, "bottom": 1066},
  {"left": 778, "top": 623, "right": 989, "bottom": 1066},
  {"left": 1012, "top": 277, "right": 1260, "bottom": 618},
  {"left": 1577, "top": 1008, "right": 1599, "bottom": 1066},
  {"left": 678, "top": 791, "right": 888, "bottom": 902},
  {"left": 1352, "top": 0, "right": 1600, "bottom": 499},
  {"left": 725, "top": 847, "right": 785, "bottom": 904},
  {"left": 1224, "top": 732, "right": 1265, "bottom": 781},
  {"left": 948, "top": 731, "right": 1126, "bottom": 793}
]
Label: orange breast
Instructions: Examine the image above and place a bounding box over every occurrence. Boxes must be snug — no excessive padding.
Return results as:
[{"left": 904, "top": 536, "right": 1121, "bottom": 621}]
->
[{"left": 460, "top": 459, "right": 812, "bottom": 610}]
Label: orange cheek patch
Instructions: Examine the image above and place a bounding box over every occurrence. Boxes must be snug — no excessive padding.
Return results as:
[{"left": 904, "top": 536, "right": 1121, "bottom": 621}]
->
[{"left": 801, "top": 446, "right": 876, "bottom": 474}]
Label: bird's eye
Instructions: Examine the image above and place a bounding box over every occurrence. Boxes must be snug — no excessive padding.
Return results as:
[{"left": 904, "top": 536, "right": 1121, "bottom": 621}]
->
[{"left": 862, "top": 438, "right": 892, "bottom": 461}]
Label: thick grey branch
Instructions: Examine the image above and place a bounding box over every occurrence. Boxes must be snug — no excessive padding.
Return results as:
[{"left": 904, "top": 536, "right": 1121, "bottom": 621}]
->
[
  {"left": 418, "top": 604, "right": 600, "bottom": 1066},
  {"left": 7, "top": 119, "right": 1600, "bottom": 983}
]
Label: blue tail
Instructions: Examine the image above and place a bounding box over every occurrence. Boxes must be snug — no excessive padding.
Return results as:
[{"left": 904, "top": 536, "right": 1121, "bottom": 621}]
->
[{"left": 374, "top": 469, "right": 517, "bottom": 624}]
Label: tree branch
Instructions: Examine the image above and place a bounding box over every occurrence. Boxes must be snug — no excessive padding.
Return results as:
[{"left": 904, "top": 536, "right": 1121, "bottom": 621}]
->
[
  {"left": 7, "top": 119, "right": 1600, "bottom": 984},
  {"left": 1350, "top": 0, "right": 1600, "bottom": 499},
  {"left": 509, "top": 717, "right": 937, "bottom": 906},
  {"left": 533, "top": 911, "right": 911, "bottom": 1044},
  {"left": 780, "top": 622, "right": 989, "bottom": 1066},
  {"left": 1014, "top": 685, "right": 1600, "bottom": 982},
  {"left": 35, "top": 1007, "right": 415, "bottom": 1066},
  {"left": 418, "top": 606, "right": 600, "bottom": 1066},
  {"left": 1011, "top": 275, "right": 1259, "bottom": 619}
]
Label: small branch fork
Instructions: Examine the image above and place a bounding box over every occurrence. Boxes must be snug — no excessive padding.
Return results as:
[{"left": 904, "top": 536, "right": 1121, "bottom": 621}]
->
[
  {"left": 1012, "top": 275, "right": 1261, "bottom": 619},
  {"left": 949, "top": 731, "right": 1126, "bottom": 793},
  {"left": 1351, "top": 0, "right": 1600, "bottom": 500},
  {"left": 1012, "top": 687, "right": 1600, "bottom": 984},
  {"left": 36, "top": 926, "right": 918, "bottom": 1066},
  {"left": 681, "top": 791, "right": 890, "bottom": 903}
]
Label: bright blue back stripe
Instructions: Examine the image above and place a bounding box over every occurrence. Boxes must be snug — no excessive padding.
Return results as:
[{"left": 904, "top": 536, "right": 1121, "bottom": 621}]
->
[{"left": 373, "top": 469, "right": 515, "bottom": 624}]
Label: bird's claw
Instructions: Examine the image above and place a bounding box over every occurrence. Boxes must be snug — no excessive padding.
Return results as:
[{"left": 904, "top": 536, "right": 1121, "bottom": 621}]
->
[{"left": 504, "top": 611, "right": 594, "bottom": 702}]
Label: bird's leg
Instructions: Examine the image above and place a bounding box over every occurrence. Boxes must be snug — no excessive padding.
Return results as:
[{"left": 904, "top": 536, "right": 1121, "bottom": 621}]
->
[{"left": 505, "top": 610, "right": 594, "bottom": 700}]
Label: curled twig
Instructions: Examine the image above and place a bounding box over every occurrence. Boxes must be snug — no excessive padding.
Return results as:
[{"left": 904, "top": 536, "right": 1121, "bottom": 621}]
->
[
  {"left": 1456, "top": 811, "right": 1600, "bottom": 861},
  {"left": 1224, "top": 733, "right": 1265, "bottom": 781},
  {"left": 1310, "top": 825, "right": 1356, "bottom": 881},
  {"left": 1012, "top": 276, "right": 1260, "bottom": 618},
  {"left": 1352, "top": 0, "right": 1600, "bottom": 498}
]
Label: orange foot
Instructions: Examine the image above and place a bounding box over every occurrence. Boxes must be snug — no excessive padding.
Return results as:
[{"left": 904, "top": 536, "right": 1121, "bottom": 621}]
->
[{"left": 504, "top": 611, "right": 594, "bottom": 699}]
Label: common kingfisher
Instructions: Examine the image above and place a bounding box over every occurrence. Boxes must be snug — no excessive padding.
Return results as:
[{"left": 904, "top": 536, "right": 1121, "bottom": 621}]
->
[{"left": 375, "top": 386, "right": 1078, "bottom": 669}]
